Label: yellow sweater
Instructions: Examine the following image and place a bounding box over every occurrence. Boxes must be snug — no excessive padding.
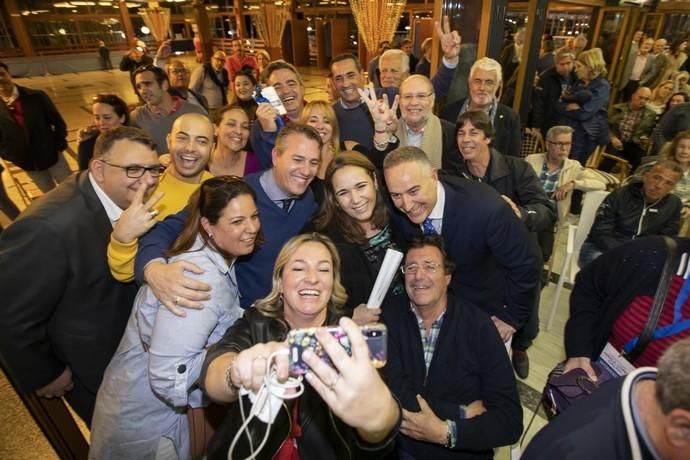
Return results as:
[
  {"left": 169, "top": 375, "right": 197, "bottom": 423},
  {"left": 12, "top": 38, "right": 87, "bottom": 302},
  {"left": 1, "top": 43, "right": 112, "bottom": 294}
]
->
[{"left": 107, "top": 170, "right": 214, "bottom": 282}]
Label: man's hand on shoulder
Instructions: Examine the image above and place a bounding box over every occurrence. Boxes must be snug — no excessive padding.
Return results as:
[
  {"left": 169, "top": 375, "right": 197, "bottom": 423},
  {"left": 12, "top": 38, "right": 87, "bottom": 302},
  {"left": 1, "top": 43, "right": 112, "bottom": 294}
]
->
[{"left": 144, "top": 260, "right": 211, "bottom": 317}]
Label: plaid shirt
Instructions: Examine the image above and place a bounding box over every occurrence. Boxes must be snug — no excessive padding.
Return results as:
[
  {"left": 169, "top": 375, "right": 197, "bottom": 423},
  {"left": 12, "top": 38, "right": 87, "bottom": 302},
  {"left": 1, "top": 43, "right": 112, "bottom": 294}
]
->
[
  {"left": 411, "top": 305, "right": 446, "bottom": 376},
  {"left": 539, "top": 160, "right": 562, "bottom": 194},
  {"left": 618, "top": 105, "right": 644, "bottom": 142}
]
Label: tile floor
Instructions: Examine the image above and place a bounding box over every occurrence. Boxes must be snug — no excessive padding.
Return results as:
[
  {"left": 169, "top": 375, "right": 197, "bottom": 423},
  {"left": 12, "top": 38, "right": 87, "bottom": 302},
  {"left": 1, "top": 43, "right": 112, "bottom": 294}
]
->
[{"left": 0, "top": 63, "right": 573, "bottom": 459}]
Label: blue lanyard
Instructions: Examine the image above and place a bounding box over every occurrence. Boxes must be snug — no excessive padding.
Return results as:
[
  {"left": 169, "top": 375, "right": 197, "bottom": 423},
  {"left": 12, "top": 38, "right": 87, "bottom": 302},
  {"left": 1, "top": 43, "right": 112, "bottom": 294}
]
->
[
  {"left": 253, "top": 85, "right": 285, "bottom": 129},
  {"left": 623, "top": 276, "right": 690, "bottom": 353}
]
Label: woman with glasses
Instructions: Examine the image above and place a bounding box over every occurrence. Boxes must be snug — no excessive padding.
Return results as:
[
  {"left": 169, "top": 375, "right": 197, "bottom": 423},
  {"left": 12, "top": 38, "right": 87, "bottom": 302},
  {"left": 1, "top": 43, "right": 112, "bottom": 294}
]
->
[
  {"left": 90, "top": 176, "right": 261, "bottom": 460},
  {"left": 200, "top": 233, "right": 400, "bottom": 460},
  {"left": 314, "top": 151, "right": 404, "bottom": 325},
  {"left": 208, "top": 105, "right": 260, "bottom": 177},
  {"left": 77, "top": 94, "right": 129, "bottom": 170}
]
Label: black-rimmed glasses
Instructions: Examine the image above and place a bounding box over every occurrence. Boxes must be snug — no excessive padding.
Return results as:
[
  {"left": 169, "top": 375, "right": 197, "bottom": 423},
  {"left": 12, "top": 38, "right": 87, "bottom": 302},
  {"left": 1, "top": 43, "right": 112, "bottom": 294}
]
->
[{"left": 101, "top": 160, "right": 166, "bottom": 178}]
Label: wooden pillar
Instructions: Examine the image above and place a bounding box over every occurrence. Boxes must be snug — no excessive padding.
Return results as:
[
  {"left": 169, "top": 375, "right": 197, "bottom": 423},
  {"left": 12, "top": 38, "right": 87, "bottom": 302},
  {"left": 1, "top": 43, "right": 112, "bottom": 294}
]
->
[
  {"left": 6, "top": 0, "right": 35, "bottom": 57},
  {"left": 118, "top": 0, "right": 136, "bottom": 47},
  {"left": 513, "top": 0, "right": 548, "bottom": 121},
  {"left": 233, "top": 0, "right": 245, "bottom": 38},
  {"left": 191, "top": 0, "right": 213, "bottom": 61}
]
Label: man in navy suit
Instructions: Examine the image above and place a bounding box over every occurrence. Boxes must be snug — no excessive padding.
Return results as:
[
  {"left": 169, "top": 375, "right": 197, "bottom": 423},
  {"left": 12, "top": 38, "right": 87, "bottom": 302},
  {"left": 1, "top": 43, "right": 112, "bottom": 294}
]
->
[
  {"left": 0, "top": 127, "right": 163, "bottom": 426},
  {"left": 383, "top": 146, "right": 541, "bottom": 346}
]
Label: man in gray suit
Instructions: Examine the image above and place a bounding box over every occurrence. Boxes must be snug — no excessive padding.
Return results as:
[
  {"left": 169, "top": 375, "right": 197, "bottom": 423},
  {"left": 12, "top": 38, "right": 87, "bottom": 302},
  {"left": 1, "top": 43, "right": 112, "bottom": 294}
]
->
[
  {"left": 641, "top": 38, "right": 673, "bottom": 90},
  {"left": 619, "top": 37, "right": 654, "bottom": 102}
]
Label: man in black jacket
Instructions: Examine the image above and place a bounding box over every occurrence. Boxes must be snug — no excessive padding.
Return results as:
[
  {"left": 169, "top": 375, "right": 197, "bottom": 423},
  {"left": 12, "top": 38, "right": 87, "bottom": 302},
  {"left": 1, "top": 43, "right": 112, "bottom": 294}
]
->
[
  {"left": 382, "top": 236, "right": 522, "bottom": 459},
  {"left": 439, "top": 57, "right": 521, "bottom": 157},
  {"left": 0, "top": 61, "right": 71, "bottom": 192},
  {"left": 530, "top": 48, "right": 577, "bottom": 139},
  {"left": 580, "top": 160, "right": 683, "bottom": 267}
]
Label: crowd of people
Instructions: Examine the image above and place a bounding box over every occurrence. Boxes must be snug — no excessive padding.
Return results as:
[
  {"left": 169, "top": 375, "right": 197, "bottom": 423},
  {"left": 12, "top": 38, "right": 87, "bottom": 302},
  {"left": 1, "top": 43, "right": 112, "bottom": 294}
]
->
[{"left": 0, "top": 18, "right": 689, "bottom": 460}]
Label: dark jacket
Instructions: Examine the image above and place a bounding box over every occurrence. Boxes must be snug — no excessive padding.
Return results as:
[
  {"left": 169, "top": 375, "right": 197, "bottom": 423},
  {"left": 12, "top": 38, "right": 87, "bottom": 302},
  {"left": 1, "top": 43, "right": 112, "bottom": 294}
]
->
[
  {"left": 0, "top": 85, "right": 67, "bottom": 170},
  {"left": 444, "top": 148, "right": 556, "bottom": 234},
  {"left": 585, "top": 181, "right": 682, "bottom": 253},
  {"left": 389, "top": 175, "right": 541, "bottom": 329},
  {"left": 381, "top": 294, "right": 523, "bottom": 459},
  {"left": 650, "top": 102, "right": 690, "bottom": 155},
  {"left": 565, "top": 236, "right": 690, "bottom": 361},
  {"left": 608, "top": 103, "right": 657, "bottom": 146},
  {"left": 321, "top": 222, "right": 406, "bottom": 314},
  {"left": 439, "top": 98, "right": 522, "bottom": 157},
  {"left": 199, "top": 308, "right": 399, "bottom": 460},
  {"left": 531, "top": 67, "right": 576, "bottom": 136},
  {"left": 522, "top": 369, "right": 657, "bottom": 460},
  {"left": 0, "top": 172, "right": 138, "bottom": 425}
]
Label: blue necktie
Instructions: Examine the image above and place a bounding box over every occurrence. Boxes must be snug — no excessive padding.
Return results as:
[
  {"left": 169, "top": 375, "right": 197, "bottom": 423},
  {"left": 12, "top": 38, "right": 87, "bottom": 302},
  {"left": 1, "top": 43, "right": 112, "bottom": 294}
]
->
[{"left": 422, "top": 218, "right": 437, "bottom": 235}]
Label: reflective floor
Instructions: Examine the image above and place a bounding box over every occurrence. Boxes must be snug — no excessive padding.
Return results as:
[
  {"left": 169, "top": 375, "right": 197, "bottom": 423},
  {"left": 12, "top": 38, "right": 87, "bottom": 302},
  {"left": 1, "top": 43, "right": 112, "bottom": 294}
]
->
[{"left": 0, "top": 64, "right": 571, "bottom": 459}]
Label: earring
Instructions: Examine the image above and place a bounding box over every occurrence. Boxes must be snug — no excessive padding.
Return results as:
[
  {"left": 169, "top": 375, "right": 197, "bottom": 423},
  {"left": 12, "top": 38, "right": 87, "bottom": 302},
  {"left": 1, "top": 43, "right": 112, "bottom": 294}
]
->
[{"left": 208, "top": 232, "right": 214, "bottom": 239}]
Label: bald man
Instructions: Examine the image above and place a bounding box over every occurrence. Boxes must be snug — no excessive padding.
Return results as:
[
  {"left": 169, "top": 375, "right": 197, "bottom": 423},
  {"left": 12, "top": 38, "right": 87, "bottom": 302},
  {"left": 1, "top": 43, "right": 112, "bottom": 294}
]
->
[
  {"left": 376, "top": 75, "right": 458, "bottom": 169},
  {"left": 108, "top": 112, "right": 215, "bottom": 282},
  {"left": 606, "top": 86, "right": 657, "bottom": 171}
]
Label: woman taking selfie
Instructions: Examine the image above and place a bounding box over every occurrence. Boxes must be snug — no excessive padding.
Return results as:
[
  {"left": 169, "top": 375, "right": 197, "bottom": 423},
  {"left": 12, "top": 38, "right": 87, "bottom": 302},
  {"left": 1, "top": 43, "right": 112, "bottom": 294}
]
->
[
  {"left": 315, "top": 151, "right": 404, "bottom": 324},
  {"left": 201, "top": 233, "right": 401, "bottom": 460},
  {"left": 90, "top": 176, "right": 261, "bottom": 459}
]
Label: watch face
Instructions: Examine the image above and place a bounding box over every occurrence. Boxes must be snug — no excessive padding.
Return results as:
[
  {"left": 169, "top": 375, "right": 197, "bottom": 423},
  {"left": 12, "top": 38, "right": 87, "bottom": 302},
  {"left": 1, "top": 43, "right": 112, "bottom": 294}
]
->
[{"left": 389, "top": 135, "right": 398, "bottom": 143}]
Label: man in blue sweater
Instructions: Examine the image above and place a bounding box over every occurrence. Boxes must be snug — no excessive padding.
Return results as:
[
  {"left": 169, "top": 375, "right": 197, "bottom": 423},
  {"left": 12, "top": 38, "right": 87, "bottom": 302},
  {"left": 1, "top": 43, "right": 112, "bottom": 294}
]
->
[
  {"left": 133, "top": 123, "right": 323, "bottom": 311},
  {"left": 381, "top": 236, "right": 522, "bottom": 459}
]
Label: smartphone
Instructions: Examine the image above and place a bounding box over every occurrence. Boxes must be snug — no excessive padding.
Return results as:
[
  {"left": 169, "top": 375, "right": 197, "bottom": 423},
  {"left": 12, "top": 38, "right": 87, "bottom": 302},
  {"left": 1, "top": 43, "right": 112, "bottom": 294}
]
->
[
  {"left": 170, "top": 39, "right": 195, "bottom": 53},
  {"left": 287, "top": 323, "right": 387, "bottom": 376}
]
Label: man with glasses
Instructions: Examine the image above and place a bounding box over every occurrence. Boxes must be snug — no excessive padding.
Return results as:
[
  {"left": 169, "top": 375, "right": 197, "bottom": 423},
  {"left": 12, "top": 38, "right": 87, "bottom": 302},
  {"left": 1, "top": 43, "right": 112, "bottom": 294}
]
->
[
  {"left": 166, "top": 60, "right": 208, "bottom": 112},
  {"left": 370, "top": 75, "right": 458, "bottom": 169},
  {"left": 440, "top": 57, "right": 522, "bottom": 157},
  {"left": 0, "top": 127, "right": 162, "bottom": 426},
  {"left": 107, "top": 113, "right": 214, "bottom": 282},
  {"left": 383, "top": 146, "right": 541, "bottom": 355},
  {"left": 131, "top": 65, "right": 206, "bottom": 155},
  {"left": 190, "top": 50, "right": 229, "bottom": 112},
  {"left": 381, "top": 235, "right": 522, "bottom": 459}
]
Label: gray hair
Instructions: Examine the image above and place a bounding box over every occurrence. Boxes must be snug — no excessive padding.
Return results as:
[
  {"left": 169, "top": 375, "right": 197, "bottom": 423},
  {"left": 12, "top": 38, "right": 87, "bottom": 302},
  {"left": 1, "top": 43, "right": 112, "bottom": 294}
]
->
[
  {"left": 546, "top": 125, "right": 574, "bottom": 141},
  {"left": 656, "top": 338, "right": 690, "bottom": 414},
  {"left": 381, "top": 49, "right": 410, "bottom": 75},
  {"left": 470, "top": 57, "right": 503, "bottom": 86}
]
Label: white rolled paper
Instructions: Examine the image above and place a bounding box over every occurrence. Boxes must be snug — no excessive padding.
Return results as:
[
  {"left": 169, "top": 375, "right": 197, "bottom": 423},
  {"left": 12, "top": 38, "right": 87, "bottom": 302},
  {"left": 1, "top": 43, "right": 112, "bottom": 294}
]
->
[{"left": 366, "top": 248, "right": 404, "bottom": 309}]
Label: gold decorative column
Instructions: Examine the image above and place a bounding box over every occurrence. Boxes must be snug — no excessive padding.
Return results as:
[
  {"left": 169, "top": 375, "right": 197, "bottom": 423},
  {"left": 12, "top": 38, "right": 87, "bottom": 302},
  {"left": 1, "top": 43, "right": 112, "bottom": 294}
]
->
[{"left": 349, "top": 0, "right": 407, "bottom": 60}]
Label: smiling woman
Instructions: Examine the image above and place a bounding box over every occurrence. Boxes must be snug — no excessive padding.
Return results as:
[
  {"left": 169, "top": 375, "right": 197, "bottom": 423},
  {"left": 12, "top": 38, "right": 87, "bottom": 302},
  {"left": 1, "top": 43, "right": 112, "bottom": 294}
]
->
[
  {"left": 209, "top": 105, "right": 261, "bottom": 177},
  {"left": 199, "top": 232, "right": 401, "bottom": 460},
  {"left": 89, "top": 176, "right": 261, "bottom": 460},
  {"left": 314, "top": 151, "right": 405, "bottom": 324},
  {"left": 77, "top": 94, "right": 129, "bottom": 170}
]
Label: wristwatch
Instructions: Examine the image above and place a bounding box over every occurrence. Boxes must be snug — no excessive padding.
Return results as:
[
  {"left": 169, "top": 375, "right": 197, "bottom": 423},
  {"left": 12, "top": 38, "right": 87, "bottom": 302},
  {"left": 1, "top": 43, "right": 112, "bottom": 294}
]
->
[{"left": 444, "top": 420, "right": 453, "bottom": 448}]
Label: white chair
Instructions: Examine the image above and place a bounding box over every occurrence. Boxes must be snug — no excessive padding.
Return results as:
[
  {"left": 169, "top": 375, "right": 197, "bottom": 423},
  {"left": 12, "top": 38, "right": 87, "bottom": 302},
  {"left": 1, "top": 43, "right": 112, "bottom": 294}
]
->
[{"left": 545, "top": 190, "right": 610, "bottom": 331}]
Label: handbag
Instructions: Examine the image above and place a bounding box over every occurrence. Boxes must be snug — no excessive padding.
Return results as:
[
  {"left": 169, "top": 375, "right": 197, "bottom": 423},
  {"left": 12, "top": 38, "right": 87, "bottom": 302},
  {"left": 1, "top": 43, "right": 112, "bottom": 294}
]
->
[{"left": 542, "top": 236, "right": 677, "bottom": 419}]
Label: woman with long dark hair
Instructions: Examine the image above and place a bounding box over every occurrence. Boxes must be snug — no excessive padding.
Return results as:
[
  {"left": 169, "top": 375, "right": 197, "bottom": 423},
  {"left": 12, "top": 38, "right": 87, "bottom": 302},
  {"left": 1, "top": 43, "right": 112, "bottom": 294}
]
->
[
  {"left": 77, "top": 94, "right": 129, "bottom": 170},
  {"left": 90, "top": 176, "right": 261, "bottom": 459}
]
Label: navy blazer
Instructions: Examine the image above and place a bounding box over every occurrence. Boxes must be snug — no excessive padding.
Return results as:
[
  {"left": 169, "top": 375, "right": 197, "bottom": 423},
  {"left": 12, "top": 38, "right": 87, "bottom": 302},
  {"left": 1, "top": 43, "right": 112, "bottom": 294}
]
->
[
  {"left": 381, "top": 293, "right": 522, "bottom": 459},
  {"left": 388, "top": 175, "right": 541, "bottom": 328}
]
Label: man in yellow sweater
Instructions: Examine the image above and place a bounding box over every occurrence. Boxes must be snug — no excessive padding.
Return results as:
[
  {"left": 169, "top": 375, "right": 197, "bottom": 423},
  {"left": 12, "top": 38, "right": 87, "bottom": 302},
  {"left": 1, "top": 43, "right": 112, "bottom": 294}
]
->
[{"left": 108, "top": 112, "right": 214, "bottom": 281}]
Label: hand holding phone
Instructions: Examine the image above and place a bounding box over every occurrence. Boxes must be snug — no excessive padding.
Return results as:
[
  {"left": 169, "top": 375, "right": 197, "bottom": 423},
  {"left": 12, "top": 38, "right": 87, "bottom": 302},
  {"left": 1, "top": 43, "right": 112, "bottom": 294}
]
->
[{"left": 287, "top": 323, "right": 387, "bottom": 376}]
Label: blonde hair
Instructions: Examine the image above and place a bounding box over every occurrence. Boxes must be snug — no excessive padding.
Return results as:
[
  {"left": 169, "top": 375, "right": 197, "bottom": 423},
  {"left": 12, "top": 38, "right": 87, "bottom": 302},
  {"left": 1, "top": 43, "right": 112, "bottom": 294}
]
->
[
  {"left": 652, "top": 79, "right": 674, "bottom": 104},
  {"left": 298, "top": 100, "right": 340, "bottom": 156},
  {"left": 254, "top": 233, "right": 347, "bottom": 319},
  {"left": 577, "top": 48, "right": 607, "bottom": 78}
]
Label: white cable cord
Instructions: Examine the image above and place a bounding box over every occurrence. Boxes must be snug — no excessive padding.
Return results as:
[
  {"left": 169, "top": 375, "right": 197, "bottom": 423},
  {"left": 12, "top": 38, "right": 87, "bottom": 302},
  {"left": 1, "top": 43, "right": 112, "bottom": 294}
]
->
[{"left": 228, "top": 349, "right": 304, "bottom": 460}]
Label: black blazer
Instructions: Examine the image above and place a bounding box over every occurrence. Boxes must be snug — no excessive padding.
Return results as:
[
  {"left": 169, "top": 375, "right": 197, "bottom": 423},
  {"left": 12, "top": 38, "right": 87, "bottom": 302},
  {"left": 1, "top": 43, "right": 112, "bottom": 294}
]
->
[
  {"left": 0, "top": 85, "right": 67, "bottom": 170},
  {"left": 0, "top": 172, "right": 137, "bottom": 422},
  {"left": 389, "top": 175, "right": 541, "bottom": 329},
  {"left": 439, "top": 98, "right": 522, "bottom": 157}
]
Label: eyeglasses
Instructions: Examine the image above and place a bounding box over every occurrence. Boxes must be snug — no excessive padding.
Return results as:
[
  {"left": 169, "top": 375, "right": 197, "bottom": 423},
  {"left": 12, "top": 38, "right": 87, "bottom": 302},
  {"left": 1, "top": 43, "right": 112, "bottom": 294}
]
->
[
  {"left": 101, "top": 160, "right": 166, "bottom": 178},
  {"left": 400, "top": 92, "right": 433, "bottom": 102},
  {"left": 547, "top": 141, "right": 572, "bottom": 148},
  {"left": 401, "top": 262, "right": 443, "bottom": 275}
]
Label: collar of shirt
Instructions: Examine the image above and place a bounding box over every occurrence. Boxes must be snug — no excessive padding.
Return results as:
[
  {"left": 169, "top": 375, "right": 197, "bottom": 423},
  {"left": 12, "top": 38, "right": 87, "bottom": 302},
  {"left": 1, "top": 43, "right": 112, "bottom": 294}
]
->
[
  {"left": 259, "top": 168, "right": 294, "bottom": 203},
  {"left": 419, "top": 181, "right": 445, "bottom": 233},
  {"left": 460, "top": 97, "right": 497, "bottom": 124},
  {"left": 405, "top": 123, "right": 425, "bottom": 147},
  {"left": 410, "top": 302, "right": 446, "bottom": 326},
  {"left": 149, "top": 96, "right": 183, "bottom": 116},
  {"left": 88, "top": 172, "right": 123, "bottom": 227},
  {"left": 629, "top": 370, "right": 662, "bottom": 460},
  {"left": 339, "top": 88, "right": 367, "bottom": 109}
]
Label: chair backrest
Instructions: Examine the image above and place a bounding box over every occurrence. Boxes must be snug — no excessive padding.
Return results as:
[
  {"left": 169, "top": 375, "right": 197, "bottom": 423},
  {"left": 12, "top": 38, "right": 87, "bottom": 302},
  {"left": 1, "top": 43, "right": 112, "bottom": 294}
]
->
[{"left": 569, "top": 190, "right": 610, "bottom": 279}]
